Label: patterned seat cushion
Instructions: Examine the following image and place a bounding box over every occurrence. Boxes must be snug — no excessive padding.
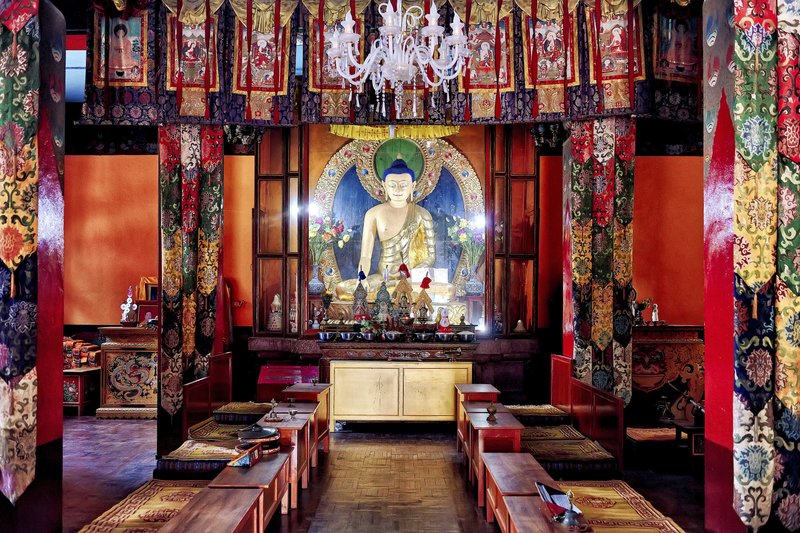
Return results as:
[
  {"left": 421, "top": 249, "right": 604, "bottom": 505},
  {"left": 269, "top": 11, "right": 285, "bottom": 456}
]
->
[
  {"left": 626, "top": 427, "right": 675, "bottom": 443},
  {"left": 156, "top": 440, "right": 240, "bottom": 478},
  {"left": 521, "top": 425, "right": 586, "bottom": 441},
  {"left": 187, "top": 418, "right": 243, "bottom": 441},
  {"left": 522, "top": 439, "right": 618, "bottom": 480},
  {"left": 560, "top": 480, "right": 685, "bottom": 532},
  {"left": 79, "top": 479, "right": 207, "bottom": 532},
  {"left": 212, "top": 401, "right": 273, "bottom": 424},
  {"left": 505, "top": 404, "right": 571, "bottom": 426}
]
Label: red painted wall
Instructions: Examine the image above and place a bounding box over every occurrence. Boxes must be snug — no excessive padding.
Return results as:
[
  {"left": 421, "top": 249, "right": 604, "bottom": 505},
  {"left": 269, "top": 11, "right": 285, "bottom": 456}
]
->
[
  {"left": 704, "top": 95, "right": 745, "bottom": 533},
  {"left": 545, "top": 154, "right": 704, "bottom": 343},
  {"left": 633, "top": 157, "right": 705, "bottom": 324}
]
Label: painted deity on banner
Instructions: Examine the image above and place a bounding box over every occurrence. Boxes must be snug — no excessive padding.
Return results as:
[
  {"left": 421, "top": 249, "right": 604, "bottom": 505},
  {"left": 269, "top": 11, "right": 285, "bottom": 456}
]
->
[
  {"left": 309, "top": 15, "right": 363, "bottom": 117},
  {"left": 466, "top": 19, "right": 511, "bottom": 87},
  {"left": 522, "top": 13, "right": 579, "bottom": 115},
  {"left": 167, "top": 16, "right": 219, "bottom": 90},
  {"left": 654, "top": 14, "right": 700, "bottom": 82},
  {"left": 461, "top": 17, "right": 513, "bottom": 118},
  {"left": 587, "top": 8, "right": 645, "bottom": 109},
  {"left": 93, "top": 13, "right": 147, "bottom": 86},
  {"left": 233, "top": 22, "right": 289, "bottom": 117}
]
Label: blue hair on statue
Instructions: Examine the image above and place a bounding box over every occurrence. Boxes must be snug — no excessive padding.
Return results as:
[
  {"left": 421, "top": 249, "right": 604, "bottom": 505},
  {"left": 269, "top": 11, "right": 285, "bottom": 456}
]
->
[{"left": 382, "top": 156, "right": 415, "bottom": 181}]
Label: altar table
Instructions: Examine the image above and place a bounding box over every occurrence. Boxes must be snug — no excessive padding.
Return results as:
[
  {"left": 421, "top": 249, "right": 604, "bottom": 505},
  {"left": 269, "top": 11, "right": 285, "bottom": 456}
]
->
[
  {"left": 466, "top": 411, "right": 523, "bottom": 507},
  {"left": 329, "top": 361, "right": 472, "bottom": 430},
  {"left": 455, "top": 384, "right": 500, "bottom": 452},
  {"left": 210, "top": 452, "right": 291, "bottom": 520},
  {"left": 160, "top": 487, "right": 262, "bottom": 533},
  {"left": 283, "top": 382, "right": 331, "bottom": 455}
]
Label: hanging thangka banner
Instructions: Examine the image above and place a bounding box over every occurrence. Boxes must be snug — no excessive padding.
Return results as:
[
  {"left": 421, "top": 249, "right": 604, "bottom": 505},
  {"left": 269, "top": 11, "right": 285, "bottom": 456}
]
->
[
  {"left": 83, "top": 1, "right": 158, "bottom": 125},
  {"left": 301, "top": 0, "right": 369, "bottom": 121},
  {"left": 585, "top": 0, "right": 645, "bottom": 112},
  {"left": 652, "top": 1, "right": 701, "bottom": 83},
  {"left": 229, "top": 0, "right": 298, "bottom": 122},
  {"left": 164, "top": 7, "right": 222, "bottom": 117},
  {"left": 516, "top": 0, "right": 580, "bottom": 117},
  {"left": 454, "top": 0, "right": 515, "bottom": 120}
]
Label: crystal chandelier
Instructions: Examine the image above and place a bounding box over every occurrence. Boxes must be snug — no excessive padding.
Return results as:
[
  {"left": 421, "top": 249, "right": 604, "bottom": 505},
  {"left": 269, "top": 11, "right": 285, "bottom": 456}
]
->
[{"left": 325, "top": 0, "right": 470, "bottom": 117}]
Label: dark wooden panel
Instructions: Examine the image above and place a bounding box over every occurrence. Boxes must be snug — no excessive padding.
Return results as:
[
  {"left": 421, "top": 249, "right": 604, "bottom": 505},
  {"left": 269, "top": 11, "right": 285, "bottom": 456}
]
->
[
  {"left": 182, "top": 377, "right": 210, "bottom": 441},
  {"left": 593, "top": 386, "right": 625, "bottom": 471},
  {"left": 569, "top": 379, "right": 594, "bottom": 438},
  {"left": 550, "top": 354, "right": 572, "bottom": 412}
]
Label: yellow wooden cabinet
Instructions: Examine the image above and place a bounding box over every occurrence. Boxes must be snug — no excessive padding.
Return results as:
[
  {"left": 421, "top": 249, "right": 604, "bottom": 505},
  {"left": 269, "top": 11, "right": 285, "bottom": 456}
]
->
[{"left": 329, "top": 360, "right": 473, "bottom": 431}]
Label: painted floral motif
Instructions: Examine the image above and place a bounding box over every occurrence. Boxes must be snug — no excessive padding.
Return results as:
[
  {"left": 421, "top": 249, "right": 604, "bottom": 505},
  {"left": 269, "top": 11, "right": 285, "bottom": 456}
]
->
[
  {"left": 779, "top": 187, "right": 799, "bottom": 226},
  {"left": 745, "top": 347, "right": 773, "bottom": 387},
  {"left": 741, "top": 116, "right": 775, "bottom": 158},
  {"left": 777, "top": 493, "right": 800, "bottom": 531},
  {"left": 735, "top": 234, "right": 753, "bottom": 270},
  {"left": 733, "top": 398, "right": 774, "bottom": 529},
  {"left": 737, "top": 442, "right": 773, "bottom": 482},
  {"left": 741, "top": 23, "right": 774, "bottom": 56},
  {"left": 0, "top": 45, "right": 27, "bottom": 78}
]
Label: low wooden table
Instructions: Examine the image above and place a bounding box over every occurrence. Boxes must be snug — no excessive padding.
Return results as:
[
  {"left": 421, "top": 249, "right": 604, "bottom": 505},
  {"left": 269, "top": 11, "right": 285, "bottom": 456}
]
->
[
  {"left": 258, "top": 413, "right": 311, "bottom": 509},
  {"left": 210, "top": 452, "right": 291, "bottom": 522},
  {"left": 455, "top": 384, "right": 500, "bottom": 452},
  {"left": 483, "top": 453, "right": 558, "bottom": 527},
  {"left": 467, "top": 411, "right": 523, "bottom": 507},
  {"left": 504, "top": 496, "right": 561, "bottom": 533},
  {"left": 672, "top": 419, "right": 705, "bottom": 456},
  {"left": 283, "top": 383, "right": 331, "bottom": 456},
  {"left": 63, "top": 367, "right": 100, "bottom": 416},
  {"left": 461, "top": 401, "right": 509, "bottom": 469},
  {"left": 160, "top": 487, "right": 262, "bottom": 533},
  {"left": 274, "top": 401, "right": 320, "bottom": 467}
]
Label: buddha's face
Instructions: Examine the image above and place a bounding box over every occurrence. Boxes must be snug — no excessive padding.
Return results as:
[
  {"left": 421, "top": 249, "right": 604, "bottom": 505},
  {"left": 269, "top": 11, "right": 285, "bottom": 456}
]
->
[{"left": 383, "top": 172, "right": 413, "bottom": 204}]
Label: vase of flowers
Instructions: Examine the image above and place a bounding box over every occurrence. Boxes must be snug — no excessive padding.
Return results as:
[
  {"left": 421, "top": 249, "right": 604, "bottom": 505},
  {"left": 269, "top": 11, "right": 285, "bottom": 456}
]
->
[
  {"left": 309, "top": 213, "right": 353, "bottom": 295},
  {"left": 448, "top": 215, "right": 486, "bottom": 296}
]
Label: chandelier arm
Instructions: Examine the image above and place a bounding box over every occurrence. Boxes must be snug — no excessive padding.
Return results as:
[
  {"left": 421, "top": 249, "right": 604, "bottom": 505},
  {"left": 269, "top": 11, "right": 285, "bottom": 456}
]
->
[
  {"left": 335, "top": 48, "right": 375, "bottom": 85},
  {"left": 432, "top": 43, "right": 464, "bottom": 73}
]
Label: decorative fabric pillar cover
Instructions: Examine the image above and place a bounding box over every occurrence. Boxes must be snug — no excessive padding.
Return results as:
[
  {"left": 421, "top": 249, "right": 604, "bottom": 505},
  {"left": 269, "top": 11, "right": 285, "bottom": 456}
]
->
[
  {"left": 0, "top": 3, "right": 39, "bottom": 504},
  {"left": 773, "top": 2, "right": 800, "bottom": 530},
  {"left": 160, "top": 124, "right": 223, "bottom": 416},
  {"left": 569, "top": 116, "right": 635, "bottom": 405},
  {"left": 731, "top": 1, "right": 800, "bottom": 530}
]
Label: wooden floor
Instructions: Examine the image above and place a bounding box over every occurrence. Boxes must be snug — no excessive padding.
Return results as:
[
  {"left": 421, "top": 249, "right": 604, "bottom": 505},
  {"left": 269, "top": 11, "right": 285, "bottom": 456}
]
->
[
  {"left": 275, "top": 423, "right": 496, "bottom": 533},
  {"left": 63, "top": 417, "right": 156, "bottom": 533},
  {"left": 64, "top": 418, "right": 703, "bottom": 533}
]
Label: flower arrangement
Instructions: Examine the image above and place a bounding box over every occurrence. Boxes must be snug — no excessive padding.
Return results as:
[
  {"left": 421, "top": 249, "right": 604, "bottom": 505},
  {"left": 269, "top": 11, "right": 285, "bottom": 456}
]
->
[
  {"left": 309, "top": 214, "right": 353, "bottom": 264},
  {"left": 447, "top": 215, "right": 486, "bottom": 268}
]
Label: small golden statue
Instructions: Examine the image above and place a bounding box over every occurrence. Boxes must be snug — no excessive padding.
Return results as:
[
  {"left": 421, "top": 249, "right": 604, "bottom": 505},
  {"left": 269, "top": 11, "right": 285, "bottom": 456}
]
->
[
  {"left": 392, "top": 262, "right": 414, "bottom": 316},
  {"left": 414, "top": 271, "right": 434, "bottom": 322}
]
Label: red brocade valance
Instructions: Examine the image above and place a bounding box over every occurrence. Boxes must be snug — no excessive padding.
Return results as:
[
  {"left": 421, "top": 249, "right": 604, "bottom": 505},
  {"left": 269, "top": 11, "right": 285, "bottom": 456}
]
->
[{"left": 81, "top": 0, "right": 700, "bottom": 125}]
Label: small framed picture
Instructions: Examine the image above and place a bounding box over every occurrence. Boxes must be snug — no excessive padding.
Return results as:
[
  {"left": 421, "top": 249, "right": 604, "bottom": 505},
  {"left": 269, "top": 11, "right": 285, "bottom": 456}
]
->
[
  {"left": 136, "top": 300, "right": 159, "bottom": 324},
  {"left": 144, "top": 283, "right": 159, "bottom": 301}
]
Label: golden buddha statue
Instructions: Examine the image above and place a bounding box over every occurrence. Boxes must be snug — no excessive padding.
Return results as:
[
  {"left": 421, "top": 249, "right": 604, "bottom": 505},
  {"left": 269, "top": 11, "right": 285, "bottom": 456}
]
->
[{"left": 335, "top": 156, "right": 453, "bottom": 303}]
